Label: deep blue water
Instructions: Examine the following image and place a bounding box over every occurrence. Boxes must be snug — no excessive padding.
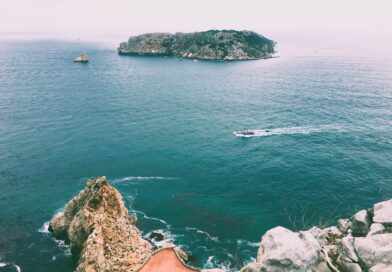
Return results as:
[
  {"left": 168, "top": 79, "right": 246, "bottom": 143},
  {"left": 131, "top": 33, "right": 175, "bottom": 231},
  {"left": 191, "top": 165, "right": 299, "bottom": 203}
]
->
[{"left": 0, "top": 40, "right": 391, "bottom": 271}]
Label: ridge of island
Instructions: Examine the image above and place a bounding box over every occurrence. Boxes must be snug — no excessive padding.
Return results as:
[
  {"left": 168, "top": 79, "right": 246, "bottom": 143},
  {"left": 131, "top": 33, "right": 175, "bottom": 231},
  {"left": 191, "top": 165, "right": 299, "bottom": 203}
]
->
[{"left": 118, "top": 30, "right": 276, "bottom": 61}]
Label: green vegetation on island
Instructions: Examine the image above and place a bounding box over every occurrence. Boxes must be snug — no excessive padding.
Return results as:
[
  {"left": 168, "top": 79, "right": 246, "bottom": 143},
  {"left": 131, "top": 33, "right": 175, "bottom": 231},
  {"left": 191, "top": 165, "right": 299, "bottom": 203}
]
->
[{"left": 118, "top": 30, "right": 276, "bottom": 60}]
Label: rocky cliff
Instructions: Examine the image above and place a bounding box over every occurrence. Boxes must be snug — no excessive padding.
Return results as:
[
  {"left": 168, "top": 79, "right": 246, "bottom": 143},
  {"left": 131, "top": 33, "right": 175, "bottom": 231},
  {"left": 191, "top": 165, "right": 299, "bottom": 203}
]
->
[
  {"left": 241, "top": 200, "right": 392, "bottom": 272},
  {"left": 118, "top": 30, "right": 275, "bottom": 60},
  {"left": 49, "top": 177, "right": 392, "bottom": 272},
  {"left": 49, "top": 177, "right": 153, "bottom": 272},
  {"left": 49, "top": 177, "right": 219, "bottom": 272}
]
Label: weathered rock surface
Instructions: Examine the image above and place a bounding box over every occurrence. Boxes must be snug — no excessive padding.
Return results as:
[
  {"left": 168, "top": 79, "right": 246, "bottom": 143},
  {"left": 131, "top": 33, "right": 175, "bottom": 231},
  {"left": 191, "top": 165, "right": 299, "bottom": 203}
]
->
[
  {"left": 337, "top": 219, "right": 351, "bottom": 234},
  {"left": 351, "top": 210, "right": 371, "bottom": 236},
  {"left": 336, "top": 236, "right": 362, "bottom": 272},
  {"left": 373, "top": 200, "right": 392, "bottom": 225},
  {"left": 368, "top": 223, "right": 385, "bottom": 236},
  {"left": 118, "top": 30, "right": 275, "bottom": 60},
  {"left": 247, "top": 226, "right": 331, "bottom": 272},
  {"left": 48, "top": 180, "right": 392, "bottom": 272},
  {"left": 49, "top": 177, "right": 153, "bottom": 272},
  {"left": 354, "top": 234, "right": 392, "bottom": 271},
  {"left": 242, "top": 199, "right": 392, "bottom": 272}
]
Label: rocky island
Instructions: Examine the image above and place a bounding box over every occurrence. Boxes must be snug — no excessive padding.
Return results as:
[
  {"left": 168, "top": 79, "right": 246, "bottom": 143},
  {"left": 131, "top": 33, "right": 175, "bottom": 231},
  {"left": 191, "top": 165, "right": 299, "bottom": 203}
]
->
[
  {"left": 118, "top": 30, "right": 275, "bottom": 60},
  {"left": 49, "top": 177, "right": 392, "bottom": 272}
]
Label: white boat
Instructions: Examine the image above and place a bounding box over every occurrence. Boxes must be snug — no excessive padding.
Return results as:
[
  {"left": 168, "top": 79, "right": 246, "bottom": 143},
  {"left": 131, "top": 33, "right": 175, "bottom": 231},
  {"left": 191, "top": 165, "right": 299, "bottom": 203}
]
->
[
  {"left": 233, "top": 129, "right": 272, "bottom": 137},
  {"left": 233, "top": 129, "right": 256, "bottom": 137},
  {"left": 73, "top": 52, "right": 89, "bottom": 62}
]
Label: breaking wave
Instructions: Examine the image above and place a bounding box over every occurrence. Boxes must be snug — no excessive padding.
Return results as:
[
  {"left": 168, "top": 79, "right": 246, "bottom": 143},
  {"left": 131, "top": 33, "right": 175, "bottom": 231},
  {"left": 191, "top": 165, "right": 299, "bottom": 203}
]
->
[
  {"left": 233, "top": 124, "right": 347, "bottom": 138},
  {"left": 37, "top": 210, "right": 71, "bottom": 257},
  {"left": 38, "top": 209, "right": 64, "bottom": 234},
  {"left": 53, "top": 239, "right": 71, "bottom": 257},
  {"left": 236, "top": 239, "right": 260, "bottom": 247},
  {"left": 0, "top": 262, "right": 21, "bottom": 272},
  {"left": 185, "top": 227, "right": 219, "bottom": 242},
  {"left": 129, "top": 210, "right": 259, "bottom": 271},
  {"left": 133, "top": 210, "right": 169, "bottom": 226},
  {"left": 144, "top": 229, "right": 184, "bottom": 248},
  {"left": 38, "top": 221, "right": 50, "bottom": 234},
  {"left": 203, "top": 255, "right": 234, "bottom": 272}
]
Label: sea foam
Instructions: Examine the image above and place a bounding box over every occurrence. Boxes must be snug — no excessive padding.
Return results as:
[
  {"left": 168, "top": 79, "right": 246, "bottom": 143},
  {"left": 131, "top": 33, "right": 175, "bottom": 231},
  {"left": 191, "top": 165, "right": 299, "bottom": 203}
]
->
[
  {"left": 0, "top": 262, "right": 21, "bottom": 272},
  {"left": 38, "top": 221, "right": 50, "bottom": 234},
  {"left": 133, "top": 210, "right": 169, "bottom": 226}
]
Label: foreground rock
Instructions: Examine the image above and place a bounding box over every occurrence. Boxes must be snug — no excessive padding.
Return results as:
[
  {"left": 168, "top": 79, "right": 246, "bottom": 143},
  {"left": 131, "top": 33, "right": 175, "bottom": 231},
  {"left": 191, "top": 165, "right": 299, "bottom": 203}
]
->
[
  {"left": 118, "top": 30, "right": 275, "bottom": 60},
  {"left": 242, "top": 226, "right": 330, "bottom": 272},
  {"left": 49, "top": 177, "right": 215, "bottom": 272},
  {"left": 241, "top": 199, "right": 392, "bottom": 272},
  {"left": 49, "top": 177, "right": 153, "bottom": 272},
  {"left": 48, "top": 177, "right": 392, "bottom": 272},
  {"left": 373, "top": 199, "right": 392, "bottom": 225}
]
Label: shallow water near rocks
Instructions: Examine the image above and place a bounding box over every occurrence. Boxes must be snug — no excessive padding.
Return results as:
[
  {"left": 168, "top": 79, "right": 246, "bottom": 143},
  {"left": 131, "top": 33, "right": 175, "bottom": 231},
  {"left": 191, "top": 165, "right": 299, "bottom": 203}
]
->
[{"left": 0, "top": 40, "right": 391, "bottom": 271}]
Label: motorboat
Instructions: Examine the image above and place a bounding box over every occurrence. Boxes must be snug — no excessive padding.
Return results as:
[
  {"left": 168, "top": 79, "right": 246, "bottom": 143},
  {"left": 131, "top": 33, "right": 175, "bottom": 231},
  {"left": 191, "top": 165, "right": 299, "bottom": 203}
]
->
[
  {"left": 233, "top": 129, "right": 256, "bottom": 137},
  {"left": 73, "top": 52, "right": 89, "bottom": 62},
  {"left": 233, "top": 129, "right": 273, "bottom": 137}
]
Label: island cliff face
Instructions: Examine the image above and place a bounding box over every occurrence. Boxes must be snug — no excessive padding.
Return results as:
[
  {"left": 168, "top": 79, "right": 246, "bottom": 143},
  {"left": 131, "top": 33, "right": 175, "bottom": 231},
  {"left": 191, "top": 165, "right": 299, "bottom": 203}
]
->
[
  {"left": 49, "top": 177, "right": 392, "bottom": 272},
  {"left": 118, "top": 30, "right": 275, "bottom": 60}
]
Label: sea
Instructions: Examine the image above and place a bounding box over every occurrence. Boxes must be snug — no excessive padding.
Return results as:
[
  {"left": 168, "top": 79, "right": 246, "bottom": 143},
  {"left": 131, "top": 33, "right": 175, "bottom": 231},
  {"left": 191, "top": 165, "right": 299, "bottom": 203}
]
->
[{"left": 0, "top": 34, "right": 391, "bottom": 271}]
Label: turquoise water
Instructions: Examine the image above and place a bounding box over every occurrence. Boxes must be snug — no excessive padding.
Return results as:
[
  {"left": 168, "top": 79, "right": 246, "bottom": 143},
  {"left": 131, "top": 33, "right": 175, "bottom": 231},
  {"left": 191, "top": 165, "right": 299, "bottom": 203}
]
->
[{"left": 0, "top": 40, "right": 391, "bottom": 271}]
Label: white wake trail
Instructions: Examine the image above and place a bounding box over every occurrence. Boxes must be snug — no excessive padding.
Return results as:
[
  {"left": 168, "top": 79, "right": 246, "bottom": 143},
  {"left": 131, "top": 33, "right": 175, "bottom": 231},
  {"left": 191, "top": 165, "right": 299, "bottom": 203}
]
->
[{"left": 234, "top": 124, "right": 346, "bottom": 138}]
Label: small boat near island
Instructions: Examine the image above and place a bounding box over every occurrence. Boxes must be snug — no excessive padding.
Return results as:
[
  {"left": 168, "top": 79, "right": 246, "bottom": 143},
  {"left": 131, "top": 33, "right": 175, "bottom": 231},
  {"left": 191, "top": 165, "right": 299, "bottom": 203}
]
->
[{"left": 73, "top": 52, "right": 89, "bottom": 63}]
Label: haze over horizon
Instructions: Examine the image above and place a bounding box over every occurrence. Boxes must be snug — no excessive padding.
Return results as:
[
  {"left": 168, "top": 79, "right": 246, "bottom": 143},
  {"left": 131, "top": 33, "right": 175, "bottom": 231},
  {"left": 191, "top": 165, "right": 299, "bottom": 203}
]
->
[{"left": 1, "top": 0, "right": 392, "bottom": 39}]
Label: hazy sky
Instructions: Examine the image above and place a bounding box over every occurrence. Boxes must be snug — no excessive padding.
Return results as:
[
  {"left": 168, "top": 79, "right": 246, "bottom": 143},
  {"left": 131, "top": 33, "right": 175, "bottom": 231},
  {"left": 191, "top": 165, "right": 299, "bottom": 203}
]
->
[{"left": 1, "top": 0, "right": 391, "bottom": 38}]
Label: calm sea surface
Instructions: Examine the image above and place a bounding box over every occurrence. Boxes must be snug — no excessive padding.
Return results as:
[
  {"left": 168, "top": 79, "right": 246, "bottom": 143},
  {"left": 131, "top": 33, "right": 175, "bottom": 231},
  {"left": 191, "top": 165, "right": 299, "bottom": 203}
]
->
[{"left": 0, "top": 40, "right": 391, "bottom": 271}]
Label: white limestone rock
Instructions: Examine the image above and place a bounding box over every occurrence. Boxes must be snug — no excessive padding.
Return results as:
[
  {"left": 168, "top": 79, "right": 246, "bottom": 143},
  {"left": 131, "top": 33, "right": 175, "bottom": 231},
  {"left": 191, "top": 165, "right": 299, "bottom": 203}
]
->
[
  {"left": 255, "top": 226, "right": 331, "bottom": 272},
  {"left": 336, "top": 236, "right": 362, "bottom": 272},
  {"left": 309, "top": 226, "right": 327, "bottom": 246},
  {"left": 373, "top": 200, "right": 392, "bottom": 226},
  {"left": 337, "top": 219, "right": 351, "bottom": 233},
  {"left": 367, "top": 223, "right": 385, "bottom": 236},
  {"left": 351, "top": 210, "right": 371, "bottom": 236},
  {"left": 309, "top": 226, "right": 342, "bottom": 247},
  {"left": 369, "top": 263, "right": 392, "bottom": 272},
  {"left": 354, "top": 233, "right": 392, "bottom": 271},
  {"left": 240, "top": 262, "right": 260, "bottom": 272}
]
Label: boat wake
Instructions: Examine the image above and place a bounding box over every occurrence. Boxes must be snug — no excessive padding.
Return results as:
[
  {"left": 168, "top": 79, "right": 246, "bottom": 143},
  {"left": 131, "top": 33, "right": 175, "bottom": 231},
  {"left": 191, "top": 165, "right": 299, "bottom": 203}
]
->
[
  {"left": 233, "top": 124, "right": 346, "bottom": 138},
  {"left": 112, "top": 176, "right": 179, "bottom": 184}
]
